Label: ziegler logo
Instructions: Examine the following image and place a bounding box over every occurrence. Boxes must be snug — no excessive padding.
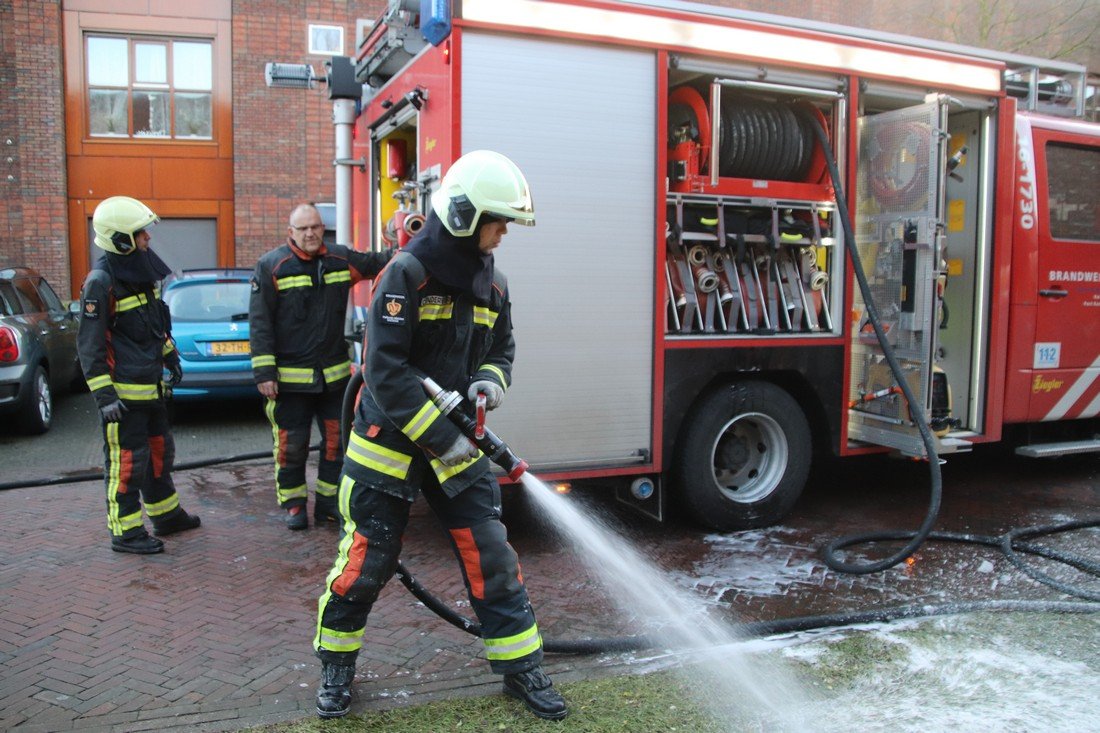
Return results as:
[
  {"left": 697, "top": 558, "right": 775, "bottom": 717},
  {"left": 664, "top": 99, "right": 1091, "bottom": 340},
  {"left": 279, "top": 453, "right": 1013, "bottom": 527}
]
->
[{"left": 1032, "top": 375, "right": 1064, "bottom": 393}]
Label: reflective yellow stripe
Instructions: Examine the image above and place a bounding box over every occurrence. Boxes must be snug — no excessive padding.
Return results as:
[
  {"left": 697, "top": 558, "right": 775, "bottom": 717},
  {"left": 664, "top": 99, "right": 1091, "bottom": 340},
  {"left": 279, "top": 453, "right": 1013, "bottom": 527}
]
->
[
  {"left": 473, "top": 306, "right": 498, "bottom": 328},
  {"left": 483, "top": 623, "right": 542, "bottom": 661},
  {"left": 115, "top": 293, "right": 150, "bottom": 313},
  {"left": 346, "top": 432, "right": 412, "bottom": 479},
  {"left": 478, "top": 364, "right": 507, "bottom": 388},
  {"left": 87, "top": 374, "right": 112, "bottom": 391},
  {"left": 252, "top": 354, "right": 276, "bottom": 368},
  {"left": 113, "top": 382, "right": 159, "bottom": 401},
  {"left": 429, "top": 453, "right": 481, "bottom": 484},
  {"left": 276, "top": 275, "right": 313, "bottom": 291},
  {"left": 316, "top": 480, "right": 362, "bottom": 652},
  {"left": 277, "top": 366, "right": 314, "bottom": 384},
  {"left": 278, "top": 484, "right": 308, "bottom": 503},
  {"left": 419, "top": 302, "right": 454, "bottom": 320},
  {"left": 105, "top": 422, "right": 125, "bottom": 535},
  {"left": 117, "top": 510, "right": 144, "bottom": 533},
  {"left": 144, "top": 493, "right": 180, "bottom": 518},
  {"left": 322, "top": 361, "right": 351, "bottom": 383},
  {"left": 323, "top": 270, "right": 351, "bottom": 285},
  {"left": 163, "top": 341, "right": 176, "bottom": 356},
  {"left": 316, "top": 626, "right": 366, "bottom": 653},
  {"left": 316, "top": 478, "right": 338, "bottom": 498},
  {"left": 401, "top": 400, "right": 442, "bottom": 441}
]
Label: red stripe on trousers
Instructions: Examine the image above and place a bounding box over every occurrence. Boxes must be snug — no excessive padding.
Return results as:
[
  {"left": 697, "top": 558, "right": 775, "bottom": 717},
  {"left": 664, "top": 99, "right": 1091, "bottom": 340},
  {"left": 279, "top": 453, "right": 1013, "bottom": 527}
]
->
[
  {"left": 332, "top": 532, "right": 367, "bottom": 597},
  {"left": 149, "top": 435, "right": 164, "bottom": 477},
  {"left": 118, "top": 449, "right": 133, "bottom": 493},
  {"left": 323, "top": 419, "right": 340, "bottom": 461},
  {"left": 449, "top": 527, "right": 484, "bottom": 599},
  {"left": 277, "top": 428, "right": 288, "bottom": 466}
]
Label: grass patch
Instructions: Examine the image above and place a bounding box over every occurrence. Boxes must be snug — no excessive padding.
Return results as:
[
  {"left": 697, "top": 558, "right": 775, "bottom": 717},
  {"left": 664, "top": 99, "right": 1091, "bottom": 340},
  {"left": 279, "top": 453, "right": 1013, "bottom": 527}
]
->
[{"left": 254, "top": 670, "right": 730, "bottom": 733}]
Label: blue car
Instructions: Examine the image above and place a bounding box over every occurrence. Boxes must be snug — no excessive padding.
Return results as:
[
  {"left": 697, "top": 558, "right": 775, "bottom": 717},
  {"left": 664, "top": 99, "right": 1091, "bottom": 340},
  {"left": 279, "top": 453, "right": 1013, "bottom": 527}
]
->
[{"left": 162, "top": 269, "right": 258, "bottom": 401}]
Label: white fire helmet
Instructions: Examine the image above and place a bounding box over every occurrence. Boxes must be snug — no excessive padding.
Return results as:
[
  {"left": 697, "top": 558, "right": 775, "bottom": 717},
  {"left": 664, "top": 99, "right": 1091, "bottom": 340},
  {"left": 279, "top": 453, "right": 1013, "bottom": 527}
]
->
[
  {"left": 431, "top": 150, "right": 535, "bottom": 237},
  {"left": 92, "top": 196, "right": 159, "bottom": 255}
]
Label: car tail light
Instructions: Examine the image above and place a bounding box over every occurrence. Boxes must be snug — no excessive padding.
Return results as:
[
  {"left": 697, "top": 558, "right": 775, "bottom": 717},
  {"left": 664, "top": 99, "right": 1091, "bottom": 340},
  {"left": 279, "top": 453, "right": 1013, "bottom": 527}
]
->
[{"left": 0, "top": 326, "right": 19, "bottom": 362}]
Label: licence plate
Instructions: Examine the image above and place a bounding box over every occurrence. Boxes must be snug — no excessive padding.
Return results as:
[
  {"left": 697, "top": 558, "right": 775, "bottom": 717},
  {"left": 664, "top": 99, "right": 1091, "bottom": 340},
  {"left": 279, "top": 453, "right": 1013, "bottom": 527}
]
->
[{"left": 210, "top": 341, "right": 250, "bottom": 356}]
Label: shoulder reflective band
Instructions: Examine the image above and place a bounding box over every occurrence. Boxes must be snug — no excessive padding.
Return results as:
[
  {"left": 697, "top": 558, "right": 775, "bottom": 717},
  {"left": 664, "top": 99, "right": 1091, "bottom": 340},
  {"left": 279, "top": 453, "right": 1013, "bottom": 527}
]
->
[{"left": 473, "top": 306, "right": 498, "bottom": 328}]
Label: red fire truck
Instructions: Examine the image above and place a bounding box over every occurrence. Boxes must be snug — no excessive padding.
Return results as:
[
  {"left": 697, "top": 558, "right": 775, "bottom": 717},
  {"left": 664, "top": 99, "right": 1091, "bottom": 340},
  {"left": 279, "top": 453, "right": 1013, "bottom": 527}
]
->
[{"left": 341, "top": 0, "right": 1100, "bottom": 530}]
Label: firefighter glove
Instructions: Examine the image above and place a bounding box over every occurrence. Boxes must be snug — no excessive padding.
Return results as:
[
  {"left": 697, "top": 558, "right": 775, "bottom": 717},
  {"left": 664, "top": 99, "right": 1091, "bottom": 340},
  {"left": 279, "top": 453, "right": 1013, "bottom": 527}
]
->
[
  {"left": 100, "top": 399, "right": 128, "bottom": 423},
  {"left": 438, "top": 435, "right": 479, "bottom": 466},
  {"left": 167, "top": 362, "right": 184, "bottom": 387},
  {"left": 468, "top": 380, "right": 504, "bottom": 410}
]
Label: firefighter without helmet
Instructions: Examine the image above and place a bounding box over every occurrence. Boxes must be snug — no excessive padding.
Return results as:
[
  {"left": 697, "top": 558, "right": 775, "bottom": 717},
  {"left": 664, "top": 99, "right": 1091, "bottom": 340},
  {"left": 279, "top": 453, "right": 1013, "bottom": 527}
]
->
[
  {"left": 92, "top": 196, "right": 159, "bottom": 255},
  {"left": 432, "top": 150, "right": 535, "bottom": 236}
]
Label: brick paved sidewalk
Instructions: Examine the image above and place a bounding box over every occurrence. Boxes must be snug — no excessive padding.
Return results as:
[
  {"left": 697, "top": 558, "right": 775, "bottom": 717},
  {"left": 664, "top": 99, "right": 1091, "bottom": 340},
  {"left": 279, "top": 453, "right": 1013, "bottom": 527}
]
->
[{"left": 1, "top": 450, "right": 1096, "bottom": 732}]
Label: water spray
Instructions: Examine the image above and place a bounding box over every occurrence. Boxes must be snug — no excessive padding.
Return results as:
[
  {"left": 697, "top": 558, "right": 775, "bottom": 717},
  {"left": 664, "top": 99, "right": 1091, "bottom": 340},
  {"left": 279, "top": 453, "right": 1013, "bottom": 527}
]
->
[{"left": 419, "top": 376, "right": 528, "bottom": 482}]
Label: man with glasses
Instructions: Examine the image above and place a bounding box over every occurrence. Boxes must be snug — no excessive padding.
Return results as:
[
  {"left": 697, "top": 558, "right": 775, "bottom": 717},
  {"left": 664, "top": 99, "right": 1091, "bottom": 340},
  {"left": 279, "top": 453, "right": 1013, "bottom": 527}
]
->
[{"left": 249, "top": 203, "right": 392, "bottom": 531}]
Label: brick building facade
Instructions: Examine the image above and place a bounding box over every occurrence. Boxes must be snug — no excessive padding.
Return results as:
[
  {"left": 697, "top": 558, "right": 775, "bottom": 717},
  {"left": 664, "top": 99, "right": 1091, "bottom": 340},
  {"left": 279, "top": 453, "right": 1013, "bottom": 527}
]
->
[{"left": 1, "top": 0, "right": 1095, "bottom": 297}]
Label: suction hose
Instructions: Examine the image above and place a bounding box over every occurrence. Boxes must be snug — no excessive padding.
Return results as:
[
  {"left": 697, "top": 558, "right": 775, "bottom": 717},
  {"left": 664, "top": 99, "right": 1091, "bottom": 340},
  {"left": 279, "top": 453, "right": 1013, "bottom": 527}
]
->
[
  {"left": 800, "top": 108, "right": 944, "bottom": 575},
  {"left": 801, "top": 108, "right": 1100, "bottom": 596}
]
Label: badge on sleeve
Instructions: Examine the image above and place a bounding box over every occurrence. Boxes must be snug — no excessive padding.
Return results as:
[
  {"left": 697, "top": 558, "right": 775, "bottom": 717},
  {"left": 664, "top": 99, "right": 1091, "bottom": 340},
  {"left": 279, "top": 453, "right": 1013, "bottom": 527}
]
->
[
  {"left": 83, "top": 299, "right": 100, "bottom": 320},
  {"left": 250, "top": 277, "right": 260, "bottom": 293},
  {"left": 381, "top": 294, "right": 406, "bottom": 325}
]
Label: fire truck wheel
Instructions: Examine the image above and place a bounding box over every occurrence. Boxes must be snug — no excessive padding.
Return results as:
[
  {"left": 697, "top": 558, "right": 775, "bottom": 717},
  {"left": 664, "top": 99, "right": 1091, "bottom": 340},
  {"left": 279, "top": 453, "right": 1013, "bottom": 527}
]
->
[{"left": 674, "top": 381, "right": 810, "bottom": 531}]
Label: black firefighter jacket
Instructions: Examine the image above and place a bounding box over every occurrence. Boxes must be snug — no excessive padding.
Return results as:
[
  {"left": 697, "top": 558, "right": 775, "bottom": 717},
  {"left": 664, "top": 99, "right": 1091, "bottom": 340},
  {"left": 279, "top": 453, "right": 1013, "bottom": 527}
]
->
[
  {"left": 78, "top": 267, "right": 180, "bottom": 409},
  {"left": 347, "top": 250, "right": 515, "bottom": 501},
  {"left": 249, "top": 240, "right": 391, "bottom": 393}
]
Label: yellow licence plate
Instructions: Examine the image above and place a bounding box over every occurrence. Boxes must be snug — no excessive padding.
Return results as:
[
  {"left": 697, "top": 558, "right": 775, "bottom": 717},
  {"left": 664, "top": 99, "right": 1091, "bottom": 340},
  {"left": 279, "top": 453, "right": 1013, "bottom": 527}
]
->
[{"left": 211, "top": 341, "right": 250, "bottom": 356}]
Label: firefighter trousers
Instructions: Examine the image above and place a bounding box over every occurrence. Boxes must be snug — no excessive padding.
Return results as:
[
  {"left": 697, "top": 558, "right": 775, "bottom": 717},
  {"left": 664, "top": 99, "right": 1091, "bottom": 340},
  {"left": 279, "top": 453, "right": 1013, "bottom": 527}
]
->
[
  {"left": 101, "top": 402, "right": 181, "bottom": 539},
  {"left": 264, "top": 389, "right": 343, "bottom": 509},
  {"left": 314, "top": 471, "right": 544, "bottom": 675}
]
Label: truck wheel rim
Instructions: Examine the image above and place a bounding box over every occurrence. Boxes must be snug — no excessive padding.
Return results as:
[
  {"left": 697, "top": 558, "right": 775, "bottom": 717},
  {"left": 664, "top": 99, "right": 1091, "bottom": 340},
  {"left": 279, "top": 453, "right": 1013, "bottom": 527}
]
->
[{"left": 709, "top": 412, "right": 787, "bottom": 504}]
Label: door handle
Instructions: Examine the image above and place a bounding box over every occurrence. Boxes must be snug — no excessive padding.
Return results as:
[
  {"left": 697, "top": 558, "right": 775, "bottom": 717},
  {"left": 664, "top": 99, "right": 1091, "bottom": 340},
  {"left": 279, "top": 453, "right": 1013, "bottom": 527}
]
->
[{"left": 1039, "top": 288, "right": 1069, "bottom": 298}]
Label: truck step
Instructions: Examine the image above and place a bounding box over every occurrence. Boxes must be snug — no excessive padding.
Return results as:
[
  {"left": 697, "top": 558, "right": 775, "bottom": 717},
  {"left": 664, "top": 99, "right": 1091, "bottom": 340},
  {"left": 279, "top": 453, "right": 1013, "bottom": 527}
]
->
[
  {"left": 936, "top": 437, "right": 973, "bottom": 455},
  {"left": 1015, "top": 439, "right": 1100, "bottom": 458}
]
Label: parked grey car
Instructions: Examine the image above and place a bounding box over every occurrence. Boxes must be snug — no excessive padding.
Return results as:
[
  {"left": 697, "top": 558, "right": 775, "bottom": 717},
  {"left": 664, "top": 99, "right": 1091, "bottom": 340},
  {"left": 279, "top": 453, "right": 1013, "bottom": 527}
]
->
[{"left": 0, "top": 266, "right": 83, "bottom": 433}]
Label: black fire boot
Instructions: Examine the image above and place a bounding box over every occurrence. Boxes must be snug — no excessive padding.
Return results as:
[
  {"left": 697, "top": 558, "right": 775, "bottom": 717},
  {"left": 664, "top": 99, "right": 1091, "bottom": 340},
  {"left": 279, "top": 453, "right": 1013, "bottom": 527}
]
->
[
  {"left": 111, "top": 531, "right": 165, "bottom": 555},
  {"left": 152, "top": 508, "right": 202, "bottom": 537},
  {"left": 285, "top": 504, "right": 308, "bottom": 531},
  {"left": 316, "top": 662, "right": 356, "bottom": 719},
  {"left": 314, "top": 495, "right": 340, "bottom": 524},
  {"left": 502, "top": 666, "right": 568, "bottom": 720}
]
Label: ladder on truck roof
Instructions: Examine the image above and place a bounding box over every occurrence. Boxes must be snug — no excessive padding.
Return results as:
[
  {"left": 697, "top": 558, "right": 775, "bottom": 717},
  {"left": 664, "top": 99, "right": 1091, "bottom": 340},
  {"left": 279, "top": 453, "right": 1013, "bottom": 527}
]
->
[{"left": 623, "top": 0, "right": 1093, "bottom": 119}]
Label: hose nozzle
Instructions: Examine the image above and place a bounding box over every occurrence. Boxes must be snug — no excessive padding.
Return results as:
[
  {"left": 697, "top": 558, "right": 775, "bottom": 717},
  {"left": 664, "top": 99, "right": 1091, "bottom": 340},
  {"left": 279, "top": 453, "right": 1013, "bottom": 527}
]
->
[{"left": 420, "top": 377, "right": 528, "bottom": 481}]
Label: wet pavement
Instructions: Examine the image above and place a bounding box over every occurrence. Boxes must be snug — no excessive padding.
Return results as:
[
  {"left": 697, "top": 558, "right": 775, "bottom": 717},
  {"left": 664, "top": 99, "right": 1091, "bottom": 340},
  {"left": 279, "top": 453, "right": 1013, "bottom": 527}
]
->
[{"left": 0, "top": 407, "right": 1097, "bottom": 731}]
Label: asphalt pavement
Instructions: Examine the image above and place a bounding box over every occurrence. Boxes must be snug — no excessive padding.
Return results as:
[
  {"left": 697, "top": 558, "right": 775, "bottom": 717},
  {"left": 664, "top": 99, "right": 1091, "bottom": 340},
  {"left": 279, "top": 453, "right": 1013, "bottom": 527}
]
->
[{"left": 0, "top": 393, "right": 1097, "bottom": 732}]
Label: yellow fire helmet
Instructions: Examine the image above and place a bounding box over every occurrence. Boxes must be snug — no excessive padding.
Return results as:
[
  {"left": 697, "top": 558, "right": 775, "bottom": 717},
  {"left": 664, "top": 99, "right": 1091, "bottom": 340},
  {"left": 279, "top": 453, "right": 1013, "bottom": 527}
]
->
[
  {"left": 92, "top": 196, "right": 160, "bottom": 255},
  {"left": 431, "top": 150, "right": 535, "bottom": 236}
]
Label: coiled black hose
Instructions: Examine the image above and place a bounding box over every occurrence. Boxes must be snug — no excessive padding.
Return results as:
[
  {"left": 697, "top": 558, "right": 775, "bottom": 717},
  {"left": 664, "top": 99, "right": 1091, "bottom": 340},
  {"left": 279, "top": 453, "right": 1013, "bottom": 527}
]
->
[{"left": 798, "top": 106, "right": 944, "bottom": 574}]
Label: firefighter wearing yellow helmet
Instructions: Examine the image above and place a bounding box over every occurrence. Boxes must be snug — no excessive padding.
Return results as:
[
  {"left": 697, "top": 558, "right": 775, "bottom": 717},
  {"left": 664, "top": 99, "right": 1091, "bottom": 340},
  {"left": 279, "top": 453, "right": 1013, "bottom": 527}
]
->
[
  {"left": 314, "top": 151, "right": 567, "bottom": 721},
  {"left": 77, "top": 196, "right": 200, "bottom": 554}
]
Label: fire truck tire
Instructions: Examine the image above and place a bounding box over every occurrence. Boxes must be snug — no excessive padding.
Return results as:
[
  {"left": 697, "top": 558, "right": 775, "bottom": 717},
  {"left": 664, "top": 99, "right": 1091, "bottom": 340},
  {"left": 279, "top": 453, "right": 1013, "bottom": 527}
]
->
[{"left": 674, "top": 381, "right": 810, "bottom": 530}]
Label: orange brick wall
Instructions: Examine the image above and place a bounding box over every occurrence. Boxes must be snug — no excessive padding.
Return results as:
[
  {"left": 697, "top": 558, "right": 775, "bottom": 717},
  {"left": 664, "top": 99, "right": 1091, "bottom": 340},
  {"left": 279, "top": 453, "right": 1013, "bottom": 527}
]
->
[
  {"left": 232, "top": 0, "right": 386, "bottom": 269},
  {"left": 2, "top": 0, "right": 68, "bottom": 291}
]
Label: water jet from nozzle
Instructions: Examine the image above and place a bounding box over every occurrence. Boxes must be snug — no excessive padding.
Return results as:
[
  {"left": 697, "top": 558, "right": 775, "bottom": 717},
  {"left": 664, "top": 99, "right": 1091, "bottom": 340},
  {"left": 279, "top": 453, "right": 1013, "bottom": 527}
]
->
[{"left": 420, "top": 377, "right": 528, "bottom": 481}]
